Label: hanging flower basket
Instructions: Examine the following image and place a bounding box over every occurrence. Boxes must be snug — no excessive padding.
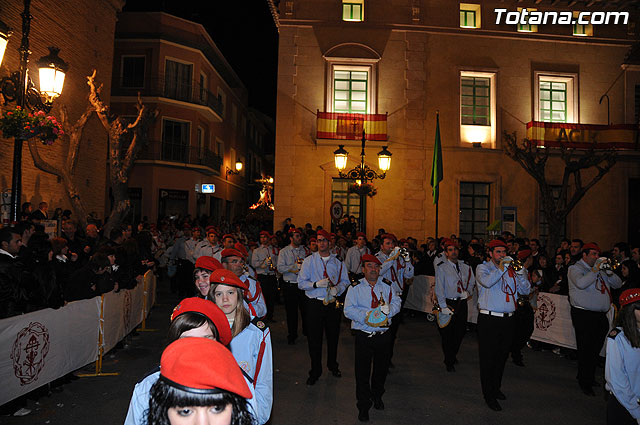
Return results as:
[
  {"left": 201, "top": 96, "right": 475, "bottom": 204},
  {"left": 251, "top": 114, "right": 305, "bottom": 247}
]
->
[
  {"left": 348, "top": 182, "right": 377, "bottom": 198},
  {"left": 0, "top": 106, "right": 64, "bottom": 145}
]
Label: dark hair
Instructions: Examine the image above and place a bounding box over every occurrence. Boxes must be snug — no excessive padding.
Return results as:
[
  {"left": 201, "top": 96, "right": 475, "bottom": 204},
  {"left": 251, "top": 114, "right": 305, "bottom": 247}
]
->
[
  {"left": 25, "top": 233, "right": 52, "bottom": 262},
  {"left": 615, "top": 242, "right": 631, "bottom": 258},
  {"left": 531, "top": 238, "right": 541, "bottom": 246},
  {"left": 51, "top": 237, "right": 68, "bottom": 256},
  {"left": 572, "top": 239, "right": 584, "bottom": 247},
  {"left": 561, "top": 238, "right": 571, "bottom": 244},
  {"left": 88, "top": 253, "right": 111, "bottom": 272},
  {"left": 617, "top": 301, "right": 640, "bottom": 348},
  {"left": 147, "top": 379, "right": 254, "bottom": 425},
  {"left": 621, "top": 260, "right": 640, "bottom": 286},
  {"left": 109, "top": 227, "right": 124, "bottom": 241},
  {"left": 0, "top": 227, "right": 21, "bottom": 245},
  {"left": 166, "top": 312, "right": 219, "bottom": 344}
]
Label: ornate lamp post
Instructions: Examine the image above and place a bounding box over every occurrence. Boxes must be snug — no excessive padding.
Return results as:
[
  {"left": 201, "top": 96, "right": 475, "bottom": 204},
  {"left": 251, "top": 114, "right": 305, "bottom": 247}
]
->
[
  {"left": 0, "top": 0, "right": 69, "bottom": 222},
  {"left": 333, "top": 130, "right": 391, "bottom": 231}
]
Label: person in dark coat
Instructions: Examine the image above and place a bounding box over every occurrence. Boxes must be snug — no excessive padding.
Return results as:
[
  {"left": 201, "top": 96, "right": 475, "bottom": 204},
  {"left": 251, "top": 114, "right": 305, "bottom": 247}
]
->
[
  {"left": 0, "top": 227, "right": 25, "bottom": 318},
  {"left": 65, "top": 253, "right": 112, "bottom": 302},
  {"left": 21, "top": 233, "right": 64, "bottom": 311}
]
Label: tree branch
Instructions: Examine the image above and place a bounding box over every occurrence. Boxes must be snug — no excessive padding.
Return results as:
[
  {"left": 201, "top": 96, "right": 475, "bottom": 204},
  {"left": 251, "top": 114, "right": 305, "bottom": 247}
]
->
[
  {"left": 58, "top": 103, "right": 94, "bottom": 175},
  {"left": 87, "top": 69, "right": 112, "bottom": 131}
]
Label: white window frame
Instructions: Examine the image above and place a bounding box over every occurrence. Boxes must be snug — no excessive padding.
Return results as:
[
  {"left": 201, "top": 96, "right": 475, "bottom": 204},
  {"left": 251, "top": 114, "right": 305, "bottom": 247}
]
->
[
  {"left": 120, "top": 55, "right": 146, "bottom": 88},
  {"left": 459, "top": 70, "right": 496, "bottom": 147},
  {"left": 460, "top": 3, "right": 481, "bottom": 29},
  {"left": 534, "top": 71, "right": 578, "bottom": 123},
  {"left": 342, "top": 0, "right": 364, "bottom": 22},
  {"left": 325, "top": 58, "right": 378, "bottom": 114}
]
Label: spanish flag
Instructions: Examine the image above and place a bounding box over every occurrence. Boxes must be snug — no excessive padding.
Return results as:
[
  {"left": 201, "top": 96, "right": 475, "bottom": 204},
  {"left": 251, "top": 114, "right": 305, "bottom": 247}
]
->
[
  {"left": 317, "top": 112, "right": 387, "bottom": 141},
  {"left": 526, "top": 121, "right": 638, "bottom": 150}
]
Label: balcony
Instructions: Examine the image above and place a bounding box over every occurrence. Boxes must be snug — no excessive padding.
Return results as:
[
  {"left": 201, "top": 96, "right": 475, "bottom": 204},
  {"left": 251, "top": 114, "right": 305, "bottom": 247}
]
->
[
  {"left": 112, "top": 76, "right": 224, "bottom": 122},
  {"left": 317, "top": 112, "right": 388, "bottom": 142},
  {"left": 137, "top": 140, "right": 223, "bottom": 175}
]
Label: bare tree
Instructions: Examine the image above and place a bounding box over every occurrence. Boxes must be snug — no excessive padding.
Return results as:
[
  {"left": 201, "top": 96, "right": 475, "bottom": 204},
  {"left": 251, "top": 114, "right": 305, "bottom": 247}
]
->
[
  {"left": 503, "top": 132, "right": 617, "bottom": 251},
  {"left": 87, "top": 70, "right": 157, "bottom": 235}
]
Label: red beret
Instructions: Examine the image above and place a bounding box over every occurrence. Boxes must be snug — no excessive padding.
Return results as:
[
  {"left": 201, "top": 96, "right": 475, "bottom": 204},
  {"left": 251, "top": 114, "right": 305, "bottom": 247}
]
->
[
  {"left": 356, "top": 232, "right": 366, "bottom": 239},
  {"left": 317, "top": 229, "right": 331, "bottom": 240},
  {"left": 259, "top": 231, "right": 271, "bottom": 238},
  {"left": 234, "top": 242, "right": 248, "bottom": 258},
  {"left": 381, "top": 233, "right": 397, "bottom": 242},
  {"left": 330, "top": 233, "right": 337, "bottom": 238},
  {"left": 160, "top": 338, "right": 252, "bottom": 398},
  {"left": 209, "top": 269, "right": 249, "bottom": 290},
  {"left": 361, "top": 254, "right": 382, "bottom": 265},
  {"left": 309, "top": 237, "right": 317, "bottom": 242},
  {"left": 288, "top": 228, "right": 302, "bottom": 235},
  {"left": 517, "top": 248, "right": 532, "bottom": 260},
  {"left": 170, "top": 297, "right": 232, "bottom": 346},
  {"left": 582, "top": 243, "right": 601, "bottom": 254},
  {"left": 443, "top": 239, "right": 458, "bottom": 249},
  {"left": 205, "top": 226, "right": 218, "bottom": 236},
  {"left": 195, "top": 256, "right": 223, "bottom": 272},
  {"left": 222, "top": 234, "right": 236, "bottom": 241},
  {"left": 620, "top": 288, "right": 640, "bottom": 307},
  {"left": 221, "top": 248, "right": 244, "bottom": 259},
  {"left": 488, "top": 239, "right": 507, "bottom": 249}
]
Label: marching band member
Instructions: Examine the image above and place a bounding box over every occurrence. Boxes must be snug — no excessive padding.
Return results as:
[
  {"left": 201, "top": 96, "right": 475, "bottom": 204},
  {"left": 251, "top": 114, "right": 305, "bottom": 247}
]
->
[
  {"left": 235, "top": 242, "right": 258, "bottom": 279},
  {"left": 345, "top": 232, "right": 371, "bottom": 282},
  {"left": 221, "top": 248, "right": 267, "bottom": 319},
  {"left": 308, "top": 236, "right": 318, "bottom": 253},
  {"left": 510, "top": 247, "right": 535, "bottom": 367},
  {"left": 298, "top": 229, "right": 350, "bottom": 385},
  {"left": 222, "top": 234, "right": 238, "bottom": 250},
  {"left": 434, "top": 239, "right": 476, "bottom": 372},
  {"left": 124, "top": 297, "right": 232, "bottom": 425},
  {"left": 277, "top": 228, "right": 309, "bottom": 344},
  {"left": 568, "top": 242, "right": 622, "bottom": 396},
  {"left": 193, "top": 256, "right": 223, "bottom": 298},
  {"left": 376, "top": 233, "right": 414, "bottom": 364},
  {"left": 475, "top": 239, "right": 530, "bottom": 411},
  {"left": 195, "top": 227, "right": 223, "bottom": 261},
  {"left": 251, "top": 231, "right": 279, "bottom": 322},
  {"left": 209, "top": 269, "right": 273, "bottom": 425},
  {"left": 605, "top": 288, "right": 640, "bottom": 425},
  {"left": 344, "top": 254, "right": 401, "bottom": 422},
  {"left": 147, "top": 338, "right": 254, "bottom": 425}
]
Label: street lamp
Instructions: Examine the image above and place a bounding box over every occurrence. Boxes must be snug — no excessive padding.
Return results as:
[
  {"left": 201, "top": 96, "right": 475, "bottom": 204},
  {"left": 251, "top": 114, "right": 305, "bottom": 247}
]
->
[
  {"left": 226, "top": 159, "right": 243, "bottom": 176},
  {"left": 0, "top": 1, "right": 69, "bottom": 222},
  {"left": 333, "top": 130, "right": 391, "bottom": 231}
]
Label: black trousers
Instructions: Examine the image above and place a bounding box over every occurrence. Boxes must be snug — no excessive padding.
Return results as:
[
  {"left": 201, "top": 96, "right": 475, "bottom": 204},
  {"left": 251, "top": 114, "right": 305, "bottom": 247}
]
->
[
  {"left": 388, "top": 283, "right": 410, "bottom": 361},
  {"left": 354, "top": 330, "right": 392, "bottom": 410},
  {"left": 437, "top": 299, "right": 468, "bottom": 367},
  {"left": 571, "top": 307, "right": 609, "bottom": 387},
  {"left": 258, "top": 274, "right": 277, "bottom": 321},
  {"left": 607, "top": 394, "right": 637, "bottom": 425},
  {"left": 510, "top": 303, "right": 534, "bottom": 361},
  {"left": 282, "top": 281, "right": 307, "bottom": 340},
  {"left": 305, "top": 297, "right": 341, "bottom": 378},
  {"left": 477, "top": 313, "right": 515, "bottom": 401}
]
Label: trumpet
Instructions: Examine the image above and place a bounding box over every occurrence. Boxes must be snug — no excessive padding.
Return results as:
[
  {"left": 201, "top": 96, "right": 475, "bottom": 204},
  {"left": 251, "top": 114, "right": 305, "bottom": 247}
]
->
[
  {"left": 602, "top": 257, "right": 621, "bottom": 271},
  {"left": 267, "top": 255, "right": 276, "bottom": 271},
  {"left": 398, "top": 247, "right": 410, "bottom": 261},
  {"left": 511, "top": 258, "right": 524, "bottom": 272},
  {"left": 334, "top": 300, "right": 344, "bottom": 309}
]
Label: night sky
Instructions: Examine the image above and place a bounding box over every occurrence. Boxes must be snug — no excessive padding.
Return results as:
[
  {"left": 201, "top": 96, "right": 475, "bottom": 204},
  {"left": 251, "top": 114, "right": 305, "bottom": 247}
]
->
[{"left": 122, "top": 0, "right": 279, "bottom": 120}]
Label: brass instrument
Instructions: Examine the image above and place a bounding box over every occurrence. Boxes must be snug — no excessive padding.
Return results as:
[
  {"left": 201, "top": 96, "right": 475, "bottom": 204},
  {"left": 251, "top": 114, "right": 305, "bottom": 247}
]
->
[
  {"left": 602, "top": 257, "right": 621, "bottom": 271},
  {"left": 398, "top": 247, "right": 410, "bottom": 262},
  {"left": 511, "top": 258, "right": 524, "bottom": 272},
  {"left": 267, "top": 255, "right": 276, "bottom": 271},
  {"left": 334, "top": 299, "right": 344, "bottom": 309}
]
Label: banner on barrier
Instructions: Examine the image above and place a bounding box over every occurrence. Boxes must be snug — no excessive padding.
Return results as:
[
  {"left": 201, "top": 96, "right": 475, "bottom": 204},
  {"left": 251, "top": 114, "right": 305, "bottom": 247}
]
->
[
  {"left": 531, "top": 293, "right": 614, "bottom": 353},
  {"left": 0, "top": 298, "right": 100, "bottom": 405}
]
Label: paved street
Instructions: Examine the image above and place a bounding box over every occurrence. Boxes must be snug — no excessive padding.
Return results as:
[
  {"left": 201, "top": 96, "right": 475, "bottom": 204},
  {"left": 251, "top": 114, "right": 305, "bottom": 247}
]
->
[{"left": 4, "top": 279, "right": 607, "bottom": 425}]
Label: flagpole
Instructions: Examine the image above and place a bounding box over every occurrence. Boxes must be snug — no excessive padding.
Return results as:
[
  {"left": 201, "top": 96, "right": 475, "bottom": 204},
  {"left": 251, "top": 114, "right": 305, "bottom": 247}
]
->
[
  {"left": 435, "top": 198, "right": 439, "bottom": 239},
  {"left": 430, "top": 110, "right": 443, "bottom": 240}
]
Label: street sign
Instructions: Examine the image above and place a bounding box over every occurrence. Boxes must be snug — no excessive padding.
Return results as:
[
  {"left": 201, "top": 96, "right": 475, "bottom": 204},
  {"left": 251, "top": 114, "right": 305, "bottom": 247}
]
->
[
  {"left": 201, "top": 184, "right": 215, "bottom": 194},
  {"left": 330, "top": 201, "right": 344, "bottom": 220}
]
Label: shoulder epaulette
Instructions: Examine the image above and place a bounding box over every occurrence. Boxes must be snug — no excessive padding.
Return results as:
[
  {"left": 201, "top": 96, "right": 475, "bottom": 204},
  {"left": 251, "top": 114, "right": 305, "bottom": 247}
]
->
[
  {"left": 382, "top": 278, "right": 393, "bottom": 286},
  {"left": 436, "top": 261, "right": 445, "bottom": 267},
  {"left": 137, "top": 365, "right": 160, "bottom": 384},
  {"left": 608, "top": 328, "right": 621, "bottom": 340},
  {"left": 251, "top": 316, "right": 269, "bottom": 332}
]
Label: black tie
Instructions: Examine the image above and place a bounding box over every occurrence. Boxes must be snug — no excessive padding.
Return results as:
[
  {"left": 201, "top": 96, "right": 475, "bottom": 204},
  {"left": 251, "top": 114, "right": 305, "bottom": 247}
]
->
[{"left": 455, "top": 263, "right": 460, "bottom": 273}]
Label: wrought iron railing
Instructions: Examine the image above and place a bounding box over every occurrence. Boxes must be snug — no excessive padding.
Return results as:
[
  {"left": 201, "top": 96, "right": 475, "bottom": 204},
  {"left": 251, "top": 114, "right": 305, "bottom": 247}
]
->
[{"left": 138, "top": 140, "right": 223, "bottom": 172}]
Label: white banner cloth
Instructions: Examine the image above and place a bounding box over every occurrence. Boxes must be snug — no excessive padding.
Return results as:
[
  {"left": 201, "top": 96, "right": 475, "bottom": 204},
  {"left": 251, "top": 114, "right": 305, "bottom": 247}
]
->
[
  {"left": 404, "top": 275, "right": 435, "bottom": 313},
  {"left": 102, "top": 284, "right": 146, "bottom": 353},
  {"left": 531, "top": 293, "right": 614, "bottom": 354},
  {"left": 0, "top": 298, "right": 100, "bottom": 405}
]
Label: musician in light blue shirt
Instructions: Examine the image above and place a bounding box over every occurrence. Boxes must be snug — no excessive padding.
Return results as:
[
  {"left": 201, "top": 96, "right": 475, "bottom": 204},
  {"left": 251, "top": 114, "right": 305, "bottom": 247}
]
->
[
  {"left": 344, "top": 254, "right": 401, "bottom": 422},
  {"left": 605, "top": 288, "right": 640, "bottom": 425},
  {"left": 298, "top": 229, "right": 350, "bottom": 385}
]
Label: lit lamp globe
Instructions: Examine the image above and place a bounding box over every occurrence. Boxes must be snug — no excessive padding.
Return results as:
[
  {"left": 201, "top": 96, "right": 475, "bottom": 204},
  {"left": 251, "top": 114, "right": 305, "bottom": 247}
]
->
[
  {"left": 36, "top": 47, "right": 69, "bottom": 100},
  {"left": 0, "top": 19, "right": 11, "bottom": 68},
  {"left": 234, "top": 160, "right": 243, "bottom": 172},
  {"left": 333, "top": 145, "right": 348, "bottom": 171},
  {"left": 268, "top": 177, "right": 274, "bottom": 184},
  {"left": 377, "top": 146, "right": 392, "bottom": 172}
]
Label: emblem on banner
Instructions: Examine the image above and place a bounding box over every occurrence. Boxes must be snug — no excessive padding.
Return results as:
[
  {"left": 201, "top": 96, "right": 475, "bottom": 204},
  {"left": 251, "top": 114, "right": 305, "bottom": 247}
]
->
[
  {"left": 11, "top": 322, "right": 50, "bottom": 386},
  {"left": 123, "top": 290, "right": 132, "bottom": 331},
  {"left": 535, "top": 295, "right": 557, "bottom": 331}
]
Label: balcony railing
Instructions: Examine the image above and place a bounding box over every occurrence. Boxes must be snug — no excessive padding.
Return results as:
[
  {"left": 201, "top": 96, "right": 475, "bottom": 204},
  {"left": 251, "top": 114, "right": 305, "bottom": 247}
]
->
[
  {"left": 138, "top": 140, "right": 223, "bottom": 172},
  {"left": 112, "top": 76, "right": 224, "bottom": 117},
  {"left": 317, "top": 112, "right": 388, "bottom": 141}
]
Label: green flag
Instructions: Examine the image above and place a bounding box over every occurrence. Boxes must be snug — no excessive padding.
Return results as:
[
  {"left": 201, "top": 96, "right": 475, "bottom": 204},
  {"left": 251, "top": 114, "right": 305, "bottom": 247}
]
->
[{"left": 430, "top": 113, "right": 443, "bottom": 204}]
